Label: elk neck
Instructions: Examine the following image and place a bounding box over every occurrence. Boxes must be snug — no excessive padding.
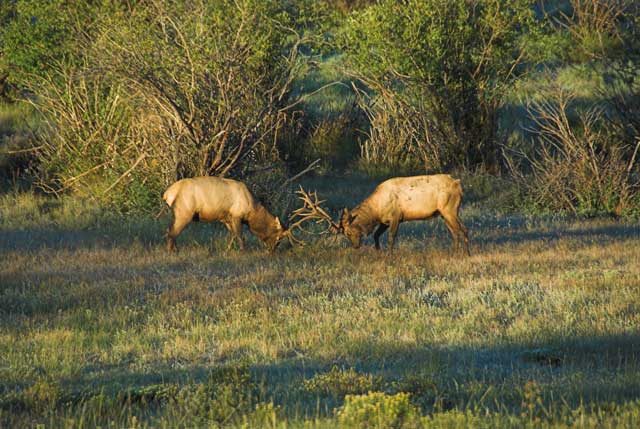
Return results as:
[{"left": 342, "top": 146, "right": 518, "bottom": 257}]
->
[
  {"left": 247, "top": 203, "right": 279, "bottom": 241},
  {"left": 351, "top": 202, "right": 379, "bottom": 236}
]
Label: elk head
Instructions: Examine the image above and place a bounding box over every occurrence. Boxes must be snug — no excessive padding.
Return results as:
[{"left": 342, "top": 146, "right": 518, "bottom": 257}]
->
[
  {"left": 339, "top": 208, "right": 363, "bottom": 249},
  {"left": 267, "top": 216, "right": 287, "bottom": 252}
]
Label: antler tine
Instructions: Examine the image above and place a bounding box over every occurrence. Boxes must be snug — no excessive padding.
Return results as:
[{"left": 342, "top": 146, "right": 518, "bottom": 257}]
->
[
  {"left": 285, "top": 186, "right": 340, "bottom": 245},
  {"left": 284, "top": 229, "right": 306, "bottom": 247}
]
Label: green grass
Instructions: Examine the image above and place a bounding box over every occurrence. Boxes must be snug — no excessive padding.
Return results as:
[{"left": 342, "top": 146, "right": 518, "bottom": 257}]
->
[{"left": 1, "top": 177, "right": 639, "bottom": 428}]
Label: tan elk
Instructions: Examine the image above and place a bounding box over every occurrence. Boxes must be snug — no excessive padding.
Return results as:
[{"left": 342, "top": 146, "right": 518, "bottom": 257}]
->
[
  {"left": 338, "top": 174, "right": 470, "bottom": 254},
  {"left": 163, "top": 176, "right": 293, "bottom": 252}
]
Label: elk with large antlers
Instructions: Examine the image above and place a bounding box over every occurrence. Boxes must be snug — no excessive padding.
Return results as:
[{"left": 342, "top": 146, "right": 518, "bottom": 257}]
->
[
  {"left": 163, "top": 176, "right": 290, "bottom": 252},
  {"left": 338, "top": 174, "right": 470, "bottom": 254}
]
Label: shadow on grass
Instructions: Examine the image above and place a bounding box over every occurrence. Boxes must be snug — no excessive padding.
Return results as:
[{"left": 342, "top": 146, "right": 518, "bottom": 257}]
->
[
  {"left": 3, "top": 214, "right": 639, "bottom": 256},
  {"left": 11, "top": 331, "right": 636, "bottom": 420},
  {"left": 362, "top": 215, "right": 640, "bottom": 252}
]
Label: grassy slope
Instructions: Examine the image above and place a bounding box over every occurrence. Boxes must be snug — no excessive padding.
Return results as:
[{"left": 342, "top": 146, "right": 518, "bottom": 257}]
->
[{"left": 1, "top": 178, "right": 639, "bottom": 428}]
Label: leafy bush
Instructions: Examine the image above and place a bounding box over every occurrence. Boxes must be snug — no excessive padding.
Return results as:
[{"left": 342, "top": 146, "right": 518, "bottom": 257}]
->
[
  {"left": 561, "top": 0, "right": 629, "bottom": 61},
  {"left": 341, "top": 0, "right": 542, "bottom": 171},
  {"left": 168, "top": 366, "right": 257, "bottom": 426},
  {"left": 0, "top": 101, "right": 39, "bottom": 188},
  {"left": 4, "top": 0, "right": 332, "bottom": 211},
  {"left": 354, "top": 86, "right": 456, "bottom": 175}
]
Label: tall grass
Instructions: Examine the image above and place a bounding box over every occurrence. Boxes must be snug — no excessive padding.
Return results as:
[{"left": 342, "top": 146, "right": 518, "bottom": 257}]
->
[{"left": 1, "top": 178, "right": 639, "bottom": 427}]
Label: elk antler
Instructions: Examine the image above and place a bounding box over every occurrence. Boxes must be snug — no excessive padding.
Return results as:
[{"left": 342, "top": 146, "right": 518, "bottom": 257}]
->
[{"left": 283, "top": 186, "right": 341, "bottom": 246}]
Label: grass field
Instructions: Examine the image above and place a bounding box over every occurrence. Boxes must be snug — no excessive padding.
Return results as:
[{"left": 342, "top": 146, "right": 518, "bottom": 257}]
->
[{"left": 1, "top": 177, "right": 640, "bottom": 428}]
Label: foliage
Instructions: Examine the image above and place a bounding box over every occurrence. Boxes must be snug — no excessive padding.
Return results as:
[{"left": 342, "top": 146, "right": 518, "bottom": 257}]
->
[
  {"left": 6, "top": 0, "right": 334, "bottom": 211},
  {"left": 505, "top": 86, "right": 640, "bottom": 217},
  {"left": 340, "top": 0, "right": 543, "bottom": 170},
  {"left": 0, "top": 101, "right": 39, "bottom": 188},
  {"left": 303, "top": 366, "right": 382, "bottom": 397},
  {"left": 0, "top": 0, "right": 114, "bottom": 85},
  {"left": 559, "top": 0, "right": 631, "bottom": 61},
  {"left": 166, "top": 366, "right": 257, "bottom": 426},
  {"left": 336, "top": 392, "right": 421, "bottom": 429}
]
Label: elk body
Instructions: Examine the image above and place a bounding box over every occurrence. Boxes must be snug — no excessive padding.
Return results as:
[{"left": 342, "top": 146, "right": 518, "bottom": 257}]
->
[
  {"left": 163, "top": 176, "right": 287, "bottom": 252},
  {"left": 339, "top": 174, "right": 470, "bottom": 254}
]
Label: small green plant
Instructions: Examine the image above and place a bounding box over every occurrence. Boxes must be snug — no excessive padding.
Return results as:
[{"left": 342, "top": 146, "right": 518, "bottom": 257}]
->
[
  {"left": 243, "top": 402, "right": 280, "bottom": 429},
  {"left": 167, "top": 366, "right": 256, "bottom": 426},
  {"left": 303, "top": 366, "right": 382, "bottom": 397},
  {"left": 22, "top": 381, "right": 63, "bottom": 413},
  {"left": 336, "top": 392, "right": 421, "bottom": 429}
]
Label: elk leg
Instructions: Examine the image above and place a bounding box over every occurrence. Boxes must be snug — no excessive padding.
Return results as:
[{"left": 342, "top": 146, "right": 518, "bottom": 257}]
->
[
  {"left": 441, "top": 214, "right": 459, "bottom": 253},
  {"left": 231, "top": 218, "right": 245, "bottom": 251},
  {"left": 455, "top": 216, "right": 470, "bottom": 256},
  {"left": 167, "top": 214, "right": 191, "bottom": 252},
  {"left": 373, "top": 224, "right": 388, "bottom": 250},
  {"left": 225, "top": 233, "right": 236, "bottom": 251},
  {"left": 388, "top": 219, "right": 400, "bottom": 252},
  {"left": 225, "top": 219, "right": 244, "bottom": 251}
]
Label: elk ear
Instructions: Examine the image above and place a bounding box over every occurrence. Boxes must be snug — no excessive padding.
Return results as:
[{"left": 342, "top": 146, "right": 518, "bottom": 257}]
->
[
  {"left": 341, "top": 208, "right": 350, "bottom": 224},
  {"left": 275, "top": 216, "right": 282, "bottom": 229}
]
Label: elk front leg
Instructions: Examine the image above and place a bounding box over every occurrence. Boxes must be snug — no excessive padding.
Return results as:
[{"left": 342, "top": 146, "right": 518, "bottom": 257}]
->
[
  {"left": 225, "top": 218, "right": 245, "bottom": 251},
  {"left": 387, "top": 219, "right": 400, "bottom": 252},
  {"left": 373, "top": 224, "right": 388, "bottom": 250}
]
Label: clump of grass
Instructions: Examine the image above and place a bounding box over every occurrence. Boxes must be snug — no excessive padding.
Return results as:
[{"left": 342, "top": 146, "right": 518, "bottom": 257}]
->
[
  {"left": 336, "top": 392, "right": 421, "bottom": 429},
  {"left": 303, "top": 366, "right": 382, "bottom": 398}
]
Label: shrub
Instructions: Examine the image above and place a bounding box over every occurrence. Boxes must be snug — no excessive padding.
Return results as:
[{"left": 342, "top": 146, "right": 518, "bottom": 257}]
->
[
  {"left": 561, "top": 0, "right": 629, "bottom": 61},
  {"left": 354, "top": 86, "right": 456, "bottom": 175},
  {"left": 168, "top": 366, "right": 257, "bottom": 425},
  {"left": 7, "top": 0, "right": 332, "bottom": 212},
  {"left": 341, "top": 0, "right": 543, "bottom": 171},
  {"left": 303, "top": 366, "right": 382, "bottom": 397},
  {"left": 336, "top": 391, "right": 421, "bottom": 429},
  {"left": 505, "top": 86, "right": 640, "bottom": 217}
]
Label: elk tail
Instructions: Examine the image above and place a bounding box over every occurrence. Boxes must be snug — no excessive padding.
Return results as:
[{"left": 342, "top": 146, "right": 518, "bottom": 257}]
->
[
  {"left": 453, "top": 179, "right": 463, "bottom": 199},
  {"left": 162, "top": 182, "right": 180, "bottom": 208}
]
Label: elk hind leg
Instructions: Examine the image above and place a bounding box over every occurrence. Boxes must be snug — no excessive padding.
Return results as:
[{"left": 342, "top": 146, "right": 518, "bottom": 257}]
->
[
  {"left": 455, "top": 215, "right": 470, "bottom": 256},
  {"left": 441, "top": 214, "right": 459, "bottom": 253},
  {"left": 167, "top": 213, "right": 191, "bottom": 252}
]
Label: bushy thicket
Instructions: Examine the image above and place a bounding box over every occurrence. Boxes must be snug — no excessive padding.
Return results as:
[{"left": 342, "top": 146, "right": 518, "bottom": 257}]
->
[
  {"left": 340, "top": 0, "right": 543, "bottom": 171},
  {"left": 1, "top": 0, "right": 333, "bottom": 210},
  {"left": 1, "top": 0, "right": 639, "bottom": 216},
  {"left": 506, "top": 86, "right": 640, "bottom": 217}
]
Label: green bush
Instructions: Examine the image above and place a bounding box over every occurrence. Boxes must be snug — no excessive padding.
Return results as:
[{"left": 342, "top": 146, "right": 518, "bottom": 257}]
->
[
  {"left": 303, "top": 366, "right": 382, "bottom": 397},
  {"left": 336, "top": 391, "right": 422, "bottom": 429},
  {"left": 4, "top": 0, "right": 333, "bottom": 212},
  {"left": 340, "top": 0, "right": 543, "bottom": 171},
  {"left": 505, "top": 86, "right": 640, "bottom": 217}
]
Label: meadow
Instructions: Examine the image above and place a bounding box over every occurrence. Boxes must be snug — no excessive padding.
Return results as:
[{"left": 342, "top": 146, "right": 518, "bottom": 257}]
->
[{"left": 1, "top": 177, "right": 639, "bottom": 428}]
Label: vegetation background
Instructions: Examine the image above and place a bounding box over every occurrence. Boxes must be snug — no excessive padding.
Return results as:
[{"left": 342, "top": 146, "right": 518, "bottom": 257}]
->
[{"left": 1, "top": 0, "right": 639, "bottom": 427}]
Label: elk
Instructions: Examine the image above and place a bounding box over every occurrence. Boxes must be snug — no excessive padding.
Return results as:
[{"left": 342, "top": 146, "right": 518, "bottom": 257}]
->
[
  {"left": 338, "top": 175, "right": 470, "bottom": 254},
  {"left": 163, "top": 176, "right": 294, "bottom": 252}
]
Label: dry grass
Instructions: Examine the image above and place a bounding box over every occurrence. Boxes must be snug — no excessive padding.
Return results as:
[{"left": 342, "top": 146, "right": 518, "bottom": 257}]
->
[{"left": 1, "top": 179, "right": 640, "bottom": 427}]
